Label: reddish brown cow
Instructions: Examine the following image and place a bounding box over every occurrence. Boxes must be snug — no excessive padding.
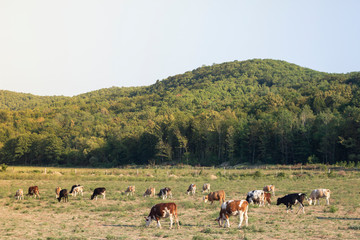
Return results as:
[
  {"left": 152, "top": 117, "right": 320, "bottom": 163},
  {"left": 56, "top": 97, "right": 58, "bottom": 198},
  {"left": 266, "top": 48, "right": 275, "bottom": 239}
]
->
[
  {"left": 27, "top": 186, "right": 40, "bottom": 199},
  {"left": 264, "top": 192, "right": 271, "bottom": 205},
  {"left": 203, "top": 190, "right": 226, "bottom": 205},
  {"left": 215, "top": 200, "right": 249, "bottom": 229},
  {"left": 263, "top": 185, "right": 275, "bottom": 196},
  {"left": 145, "top": 202, "right": 180, "bottom": 229}
]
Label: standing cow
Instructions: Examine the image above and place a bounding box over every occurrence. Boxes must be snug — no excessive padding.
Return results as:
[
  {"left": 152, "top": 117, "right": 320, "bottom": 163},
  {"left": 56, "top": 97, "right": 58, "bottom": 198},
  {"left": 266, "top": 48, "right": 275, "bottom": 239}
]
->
[
  {"left": 145, "top": 202, "right": 180, "bottom": 229},
  {"left": 215, "top": 200, "right": 249, "bottom": 229}
]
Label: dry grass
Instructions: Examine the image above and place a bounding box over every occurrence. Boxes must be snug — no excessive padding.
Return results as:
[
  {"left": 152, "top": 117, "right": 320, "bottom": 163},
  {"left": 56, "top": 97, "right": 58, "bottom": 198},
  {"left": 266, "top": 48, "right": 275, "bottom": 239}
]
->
[{"left": 0, "top": 166, "right": 359, "bottom": 239}]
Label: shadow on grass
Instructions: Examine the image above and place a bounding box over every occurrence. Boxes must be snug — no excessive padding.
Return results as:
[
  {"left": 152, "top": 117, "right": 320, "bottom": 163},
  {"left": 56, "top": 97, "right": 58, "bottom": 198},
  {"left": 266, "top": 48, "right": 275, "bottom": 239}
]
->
[
  {"left": 103, "top": 224, "right": 138, "bottom": 228},
  {"left": 317, "top": 217, "right": 360, "bottom": 221}
]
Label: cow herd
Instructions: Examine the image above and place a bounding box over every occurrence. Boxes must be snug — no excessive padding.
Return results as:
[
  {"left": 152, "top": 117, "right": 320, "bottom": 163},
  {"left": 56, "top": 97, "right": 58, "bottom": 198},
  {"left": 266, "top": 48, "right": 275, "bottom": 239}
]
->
[{"left": 12, "top": 183, "right": 331, "bottom": 230}]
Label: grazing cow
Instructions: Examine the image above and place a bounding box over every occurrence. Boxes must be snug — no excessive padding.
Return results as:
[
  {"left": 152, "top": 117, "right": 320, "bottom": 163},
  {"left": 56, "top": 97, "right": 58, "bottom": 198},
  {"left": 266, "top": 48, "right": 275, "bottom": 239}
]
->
[
  {"left": 145, "top": 202, "right": 180, "bottom": 229},
  {"left": 202, "top": 183, "right": 211, "bottom": 193},
  {"left": 72, "top": 186, "right": 84, "bottom": 197},
  {"left": 308, "top": 189, "right": 331, "bottom": 205},
  {"left": 203, "top": 190, "right": 226, "bottom": 205},
  {"left": 143, "top": 187, "right": 156, "bottom": 197},
  {"left": 215, "top": 200, "right": 249, "bottom": 229},
  {"left": 186, "top": 184, "right": 196, "bottom": 196},
  {"left": 91, "top": 187, "right": 106, "bottom": 200},
  {"left": 55, "top": 187, "right": 61, "bottom": 199},
  {"left": 57, "top": 189, "right": 68, "bottom": 202},
  {"left": 264, "top": 192, "right": 272, "bottom": 205},
  {"left": 277, "top": 193, "right": 306, "bottom": 214},
  {"left": 27, "top": 186, "right": 40, "bottom": 199},
  {"left": 157, "top": 187, "right": 172, "bottom": 200},
  {"left": 246, "top": 190, "right": 265, "bottom": 206},
  {"left": 263, "top": 185, "right": 275, "bottom": 196},
  {"left": 69, "top": 184, "right": 80, "bottom": 195},
  {"left": 125, "top": 186, "right": 135, "bottom": 196},
  {"left": 15, "top": 189, "right": 24, "bottom": 200}
]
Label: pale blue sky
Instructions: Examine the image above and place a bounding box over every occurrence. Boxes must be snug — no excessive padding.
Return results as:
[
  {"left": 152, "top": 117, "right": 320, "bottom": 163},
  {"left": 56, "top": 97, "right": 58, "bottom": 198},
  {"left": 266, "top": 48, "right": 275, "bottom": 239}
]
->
[{"left": 0, "top": 0, "right": 359, "bottom": 96}]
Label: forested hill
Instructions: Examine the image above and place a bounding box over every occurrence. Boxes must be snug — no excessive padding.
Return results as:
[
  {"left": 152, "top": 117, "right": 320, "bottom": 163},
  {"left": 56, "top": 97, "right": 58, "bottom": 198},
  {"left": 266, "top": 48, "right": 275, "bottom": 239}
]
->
[{"left": 1, "top": 59, "right": 360, "bottom": 167}]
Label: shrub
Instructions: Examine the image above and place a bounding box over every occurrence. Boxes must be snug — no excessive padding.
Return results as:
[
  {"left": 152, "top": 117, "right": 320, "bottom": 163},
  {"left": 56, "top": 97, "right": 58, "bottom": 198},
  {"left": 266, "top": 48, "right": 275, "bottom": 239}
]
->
[
  {"left": 328, "top": 206, "right": 338, "bottom": 213},
  {"left": 277, "top": 172, "right": 286, "bottom": 178},
  {"left": 0, "top": 163, "right": 8, "bottom": 172},
  {"left": 254, "top": 170, "right": 262, "bottom": 178}
]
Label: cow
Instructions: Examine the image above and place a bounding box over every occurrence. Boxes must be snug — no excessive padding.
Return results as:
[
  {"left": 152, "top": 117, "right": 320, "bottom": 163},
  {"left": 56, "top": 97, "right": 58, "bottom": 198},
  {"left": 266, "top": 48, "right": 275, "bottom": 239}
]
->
[
  {"left": 69, "top": 184, "right": 80, "bottom": 196},
  {"left": 27, "top": 186, "right": 40, "bottom": 199},
  {"left": 246, "top": 190, "right": 265, "bottom": 206},
  {"left": 202, "top": 183, "right": 211, "bottom": 193},
  {"left": 307, "top": 189, "right": 331, "bottom": 205},
  {"left": 57, "top": 189, "right": 68, "bottom": 202},
  {"left": 277, "top": 193, "right": 306, "bottom": 214},
  {"left": 263, "top": 185, "right": 275, "bottom": 196},
  {"left": 91, "top": 187, "right": 106, "bottom": 200},
  {"left": 186, "top": 184, "right": 196, "bottom": 196},
  {"left": 264, "top": 192, "right": 272, "bottom": 205},
  {"left": 72, "top": 186, "right": 84, "bottom": 197},
  {"left": 157, "top": 187, "right": 172, "bottom": 200},
  {"left": 125, "top": 186, "right": 135, "bottom": 196},
  {"left": 15, "top": 189, "right": 24, "bottom": 200},
  {"left": 145, "top": 202, "right": 180, "bottom": 229},
  {"left": 203, "top": 190, "right": 226, "bottom": 205},
  {"left": 55, "top": 187, "right": 61, "bottom": 199},
  {"left": 143, "top": 187, "right": 156, "bottom": 197},
  {"left": 215, "top": 200, "right": 249, "bottom": 229}
]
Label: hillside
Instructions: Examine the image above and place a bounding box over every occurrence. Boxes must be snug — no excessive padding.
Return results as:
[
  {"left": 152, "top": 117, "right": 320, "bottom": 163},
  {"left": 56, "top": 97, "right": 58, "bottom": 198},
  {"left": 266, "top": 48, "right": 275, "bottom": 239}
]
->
[{"left": 0, "top": 59, "right": 360, "bottom": 167}]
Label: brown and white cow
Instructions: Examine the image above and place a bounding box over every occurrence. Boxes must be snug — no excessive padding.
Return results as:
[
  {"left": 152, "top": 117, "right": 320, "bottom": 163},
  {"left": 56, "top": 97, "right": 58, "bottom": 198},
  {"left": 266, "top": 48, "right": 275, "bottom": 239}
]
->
[
  {"left": 263, "top": 185, "right": 275, "bottom": 196},
  {"left": 91, "top": 187, "right": 106, "bottom": 200},
  {"left": 125, "top": 186, "right": 135, "bottom": 196},
  {"left": 55, "top": 187, "right": 61, "bottom": 199},
  {"left": 72, "top": 185, "right": 84, "bottom": 197},
  {"left": 203, "top": 190, "right": 226, "bottom": 205},
  {"left": 27, "top": 186, "right": 40, "bottom": 199},
  {"left": 145, "top": 202, "right": 180, "bottom": 229},
  {"left": 15, "top": 189, "right": 24, "bottom": 200},
  {"left": 186, "top": 184, "right": 196, "bottom": 196},
  {"left": 215, "top": 200, "right": 249, "bottom": 229},
  {"left": 308, "top": 189, "right": 331, "bottom": 205},
  {"left": 143, "top": 187, "right": 156, "bottom": 197},
  {"left": 157, "top": 187, "right": 172, "bottom": 200},
  {"left": 202, "top": 183, "right": 211, "bottom": 193}
]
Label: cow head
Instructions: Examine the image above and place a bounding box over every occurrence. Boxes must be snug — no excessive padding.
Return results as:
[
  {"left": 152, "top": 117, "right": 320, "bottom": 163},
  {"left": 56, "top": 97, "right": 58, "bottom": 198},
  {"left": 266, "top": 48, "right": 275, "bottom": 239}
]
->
[{"left": 144, "top": 216, "right": 152, "bottom": 227}]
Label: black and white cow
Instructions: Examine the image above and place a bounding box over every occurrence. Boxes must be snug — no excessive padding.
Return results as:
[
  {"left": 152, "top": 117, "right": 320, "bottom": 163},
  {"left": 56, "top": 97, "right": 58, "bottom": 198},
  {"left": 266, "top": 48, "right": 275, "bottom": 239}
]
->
[
  {"left": 157, "top": 187, "right": 172, "bottom": 200},
  {"left": 277, "top": 193, "right": 306, "bottom": 214},
  {"left": 91, "top": 187, "right": 106, "bottom": 200}
]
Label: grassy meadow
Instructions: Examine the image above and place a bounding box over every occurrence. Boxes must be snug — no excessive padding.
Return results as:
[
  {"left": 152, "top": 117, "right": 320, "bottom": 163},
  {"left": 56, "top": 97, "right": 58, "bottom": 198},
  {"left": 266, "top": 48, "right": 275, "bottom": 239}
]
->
[{"left": 0, "top": 165, "right": 359, "bottom": 240}]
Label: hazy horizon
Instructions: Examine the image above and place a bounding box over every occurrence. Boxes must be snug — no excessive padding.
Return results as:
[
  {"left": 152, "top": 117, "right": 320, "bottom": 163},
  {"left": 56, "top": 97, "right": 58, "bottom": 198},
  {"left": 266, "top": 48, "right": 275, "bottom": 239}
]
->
[{"left": 1, "top": 0, "right": 359, "bottom": 96}]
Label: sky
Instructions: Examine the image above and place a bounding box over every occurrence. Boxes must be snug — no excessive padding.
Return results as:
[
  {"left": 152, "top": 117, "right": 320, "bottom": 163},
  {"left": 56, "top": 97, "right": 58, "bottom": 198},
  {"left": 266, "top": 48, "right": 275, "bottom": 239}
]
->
[{"left": 0, "top": 0, "right": 359, "bottom": 96}]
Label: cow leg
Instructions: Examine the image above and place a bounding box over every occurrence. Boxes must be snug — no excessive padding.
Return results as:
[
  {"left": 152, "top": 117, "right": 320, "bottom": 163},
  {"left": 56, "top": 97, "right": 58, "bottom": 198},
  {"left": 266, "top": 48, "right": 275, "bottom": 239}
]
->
[
  {"left": 296, "top": 203, "right": 305, "bottom": 214},
  {"left": 156, "top": 219, "right": 161, "bottom": 229},
  {"left": 175, "top": 214, "right": 180, "bottom": 229},
  {"left": 169, "top": 215, "right": 173, "bottom": 229},
  {"left": 225, "top": 217, "right": 230, "bottom": 228},
  {"left": 238, "top": 211, "right": 244, "bottom": 229}
]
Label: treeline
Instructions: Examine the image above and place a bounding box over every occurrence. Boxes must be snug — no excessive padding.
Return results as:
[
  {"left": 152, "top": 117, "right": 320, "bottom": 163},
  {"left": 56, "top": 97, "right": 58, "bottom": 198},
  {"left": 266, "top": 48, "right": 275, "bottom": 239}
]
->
[{"left": 1, "top": 59, "right": 360, "bottom": 167}]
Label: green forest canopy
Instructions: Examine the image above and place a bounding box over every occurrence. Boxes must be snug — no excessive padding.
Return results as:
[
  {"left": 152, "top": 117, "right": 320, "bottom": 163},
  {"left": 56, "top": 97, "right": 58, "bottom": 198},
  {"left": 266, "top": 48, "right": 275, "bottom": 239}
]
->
[{"left": 1, "top": 59, "right": 360, "bottom": 167}]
